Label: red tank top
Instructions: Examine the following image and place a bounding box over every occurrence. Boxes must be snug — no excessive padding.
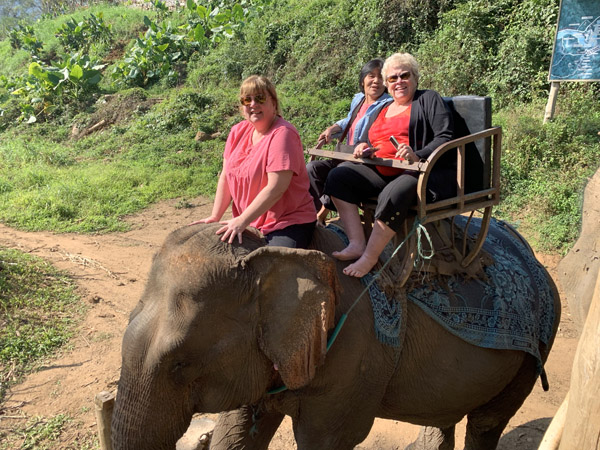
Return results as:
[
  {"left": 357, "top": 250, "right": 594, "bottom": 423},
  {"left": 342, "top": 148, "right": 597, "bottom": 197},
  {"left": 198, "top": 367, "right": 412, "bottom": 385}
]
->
[{"left": 369, "top": 105, "right": 411, "bottom": 176}]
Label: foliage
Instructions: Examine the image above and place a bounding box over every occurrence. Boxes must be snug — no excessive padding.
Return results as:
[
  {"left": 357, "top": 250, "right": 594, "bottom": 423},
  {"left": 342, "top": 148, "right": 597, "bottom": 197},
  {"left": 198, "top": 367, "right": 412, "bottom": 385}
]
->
[
  {"left": 495, "top": 88, "right": 600, "bottom": 253},
  {"left": 0, "top": 0, "right": 598, "bottom": 255},
  {"left": 374, "top": 0, "right": 456, "bottom": 54},
  {"left": 111, "top": 0, "right": 262, "bottom": 87},
  {"left": 55, "top": 12, "right": 113, "bottom": 53},
  {"left": 8, "top": 23, "right": 44, "bottom": 56},
  {"left": 0, "top": 0, "right": 41, "bottom": 38},
  {"left": 7, "top": 53, "right": 104, "bottom": 123},
  {"left": 416, "top": 0, "right": 560, "bottom": 104},
  {"left": 111, "top": 16, "right": 188, "bottom": 87},
  {"left": 0, "top": 247, "right": 81, "bottom": 401}
]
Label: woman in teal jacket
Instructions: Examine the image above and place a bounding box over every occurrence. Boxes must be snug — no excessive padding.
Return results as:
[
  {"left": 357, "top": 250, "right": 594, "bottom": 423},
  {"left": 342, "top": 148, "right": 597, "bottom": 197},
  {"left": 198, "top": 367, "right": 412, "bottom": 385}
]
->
[{"left": 307, "top": 59, "right": 390, "bottom": 221}]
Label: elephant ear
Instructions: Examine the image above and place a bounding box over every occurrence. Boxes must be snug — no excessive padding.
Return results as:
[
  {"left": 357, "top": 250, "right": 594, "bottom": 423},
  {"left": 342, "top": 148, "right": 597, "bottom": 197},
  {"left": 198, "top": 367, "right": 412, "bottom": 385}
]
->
[{"left": 241, "top": 246, "right": 339, "bottom": 390}]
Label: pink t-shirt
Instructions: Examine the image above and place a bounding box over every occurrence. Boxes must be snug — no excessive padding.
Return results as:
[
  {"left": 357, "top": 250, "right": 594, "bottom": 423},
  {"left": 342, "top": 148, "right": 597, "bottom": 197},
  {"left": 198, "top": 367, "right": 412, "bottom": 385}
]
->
[{"left": 223, "top": 117, "right": 316, "bottom": 234}]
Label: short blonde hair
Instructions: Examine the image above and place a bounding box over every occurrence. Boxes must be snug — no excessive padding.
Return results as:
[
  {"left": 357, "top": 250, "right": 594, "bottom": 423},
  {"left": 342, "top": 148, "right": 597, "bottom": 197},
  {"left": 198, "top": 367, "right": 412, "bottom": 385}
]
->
[
  {"left": 239, "top": 75, "right": 282, "bottom": 116},
  {"left": 382, "top": 53, "right": 420, "bottom": 86}
]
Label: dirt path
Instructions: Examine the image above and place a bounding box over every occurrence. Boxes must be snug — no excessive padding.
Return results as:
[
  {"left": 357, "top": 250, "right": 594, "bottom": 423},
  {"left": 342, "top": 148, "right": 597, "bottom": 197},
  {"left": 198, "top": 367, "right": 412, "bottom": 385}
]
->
[{"left": 0, "top": 196, "right": 579, "bottom": 449}]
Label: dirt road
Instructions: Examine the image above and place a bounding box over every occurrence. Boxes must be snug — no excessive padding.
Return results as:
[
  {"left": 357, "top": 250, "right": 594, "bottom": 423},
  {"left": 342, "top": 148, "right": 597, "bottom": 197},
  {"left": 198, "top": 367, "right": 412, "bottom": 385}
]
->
[{"left": 0, "top": 197, "right": 578, "bottom": 449}]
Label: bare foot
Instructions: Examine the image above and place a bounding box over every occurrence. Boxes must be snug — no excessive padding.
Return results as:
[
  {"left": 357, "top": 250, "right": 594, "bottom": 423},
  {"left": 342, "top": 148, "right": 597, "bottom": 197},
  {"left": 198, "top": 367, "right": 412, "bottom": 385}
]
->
[
  {"left": 332, "top": 243, "right": 365, "bottom": 261},
  {"left": 342, "top": 254, "right": 378, "bottom": 277}
]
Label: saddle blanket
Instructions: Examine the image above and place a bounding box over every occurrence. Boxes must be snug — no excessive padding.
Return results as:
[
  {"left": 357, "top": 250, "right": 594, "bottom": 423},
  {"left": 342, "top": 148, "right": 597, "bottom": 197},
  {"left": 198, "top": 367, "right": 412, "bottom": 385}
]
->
[{"left": 327, "top": 217, "right": 556, "bottom": 369}]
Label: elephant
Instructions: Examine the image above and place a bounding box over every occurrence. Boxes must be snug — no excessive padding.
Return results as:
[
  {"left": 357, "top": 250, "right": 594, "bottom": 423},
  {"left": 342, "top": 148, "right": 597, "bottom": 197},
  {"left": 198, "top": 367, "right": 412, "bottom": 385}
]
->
[{"left": 111, "top": 220, "right": 560, "bottom": 450}]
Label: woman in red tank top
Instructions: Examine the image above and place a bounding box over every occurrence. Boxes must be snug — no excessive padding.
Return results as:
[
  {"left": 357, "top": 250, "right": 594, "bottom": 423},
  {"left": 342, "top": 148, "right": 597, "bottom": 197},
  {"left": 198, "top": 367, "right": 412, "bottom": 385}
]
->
[{"left": 324, "top": 53, "right": 455, "bottom": 277}]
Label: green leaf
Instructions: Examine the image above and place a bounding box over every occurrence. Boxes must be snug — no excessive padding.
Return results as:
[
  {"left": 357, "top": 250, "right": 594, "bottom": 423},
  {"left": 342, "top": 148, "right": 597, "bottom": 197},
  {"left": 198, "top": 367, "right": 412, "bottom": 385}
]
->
[
  {"left": 47, "top": 73, "right": 60, "bottom": 86},
  {"left": 70, "top": 65, "right": 83, "bottom": 80},
  {"left": 194, "top": 24, "right": 205, "bottom": 41},
  {"left": 187, "top": 0, "right": 196, "bottom": 11},
  {"left": 144, "top": 16, "right": 152, "bottom": 27},
  {"left": 196, "top": 5, "right": 207, "bottom": 18},
  {"left": 157, "top": 43, "right": 169, "bottom": 52},
  {"left": 87, "top": 73, "right": 101, "bottom": 85},
  {"left": 28, "top": 62, "right": 46, "bottom": 80}
]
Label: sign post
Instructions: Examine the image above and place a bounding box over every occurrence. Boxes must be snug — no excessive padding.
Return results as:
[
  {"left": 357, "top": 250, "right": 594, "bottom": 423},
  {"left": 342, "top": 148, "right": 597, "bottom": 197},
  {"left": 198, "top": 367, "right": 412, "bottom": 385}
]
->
[{"left": 545, "top": 0, "right": 600, "bottom": 122}]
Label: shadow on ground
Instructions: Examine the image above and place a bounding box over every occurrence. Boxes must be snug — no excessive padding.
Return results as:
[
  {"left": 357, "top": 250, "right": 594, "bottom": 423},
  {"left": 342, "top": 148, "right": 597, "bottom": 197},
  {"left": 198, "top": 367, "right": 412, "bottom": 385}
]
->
[{"left": 498, "top": 417, "right": 551, "bottom": 450}]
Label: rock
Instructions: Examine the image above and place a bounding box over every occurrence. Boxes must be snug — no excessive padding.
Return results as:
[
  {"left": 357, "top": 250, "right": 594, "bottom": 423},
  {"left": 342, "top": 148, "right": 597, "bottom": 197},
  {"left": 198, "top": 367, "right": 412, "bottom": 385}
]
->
[{"left": 195, "top": 131, "right": 208, "bottom": 141}]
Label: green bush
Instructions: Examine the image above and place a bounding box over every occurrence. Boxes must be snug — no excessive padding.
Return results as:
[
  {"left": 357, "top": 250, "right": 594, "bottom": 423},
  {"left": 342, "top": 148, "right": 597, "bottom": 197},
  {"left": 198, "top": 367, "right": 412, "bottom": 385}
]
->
[
  {"left": 495, "top": 89, "right": 600, "bottom": 253},
  {"left": 8, "top": 23, "right": 44, "bottom": 56},
  {"left": 8, "top": 53, "right": 104, "bottom": 123},
  {"left": 55, "top": 12, "right": 113, "bottom": 53}
]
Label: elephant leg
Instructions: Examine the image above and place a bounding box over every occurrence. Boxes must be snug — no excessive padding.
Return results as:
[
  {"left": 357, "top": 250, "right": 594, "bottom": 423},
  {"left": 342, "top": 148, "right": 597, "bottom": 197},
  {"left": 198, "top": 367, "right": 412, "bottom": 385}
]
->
[
  {"left": 464, "top": 356, "right": 538, "bottom": 450},
  {"left": 210, "top": 405, "right": 285, "bottom": 450},
  {"left": 406, "top": 425, "right": 455, "bottom": 450}
]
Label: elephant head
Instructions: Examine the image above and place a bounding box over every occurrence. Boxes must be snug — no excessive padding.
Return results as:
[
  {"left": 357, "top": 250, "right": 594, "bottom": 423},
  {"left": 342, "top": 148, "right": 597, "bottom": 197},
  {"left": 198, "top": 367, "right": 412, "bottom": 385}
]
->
[{"left": 111, "top": 224, "right": 339, "bottom": 450}]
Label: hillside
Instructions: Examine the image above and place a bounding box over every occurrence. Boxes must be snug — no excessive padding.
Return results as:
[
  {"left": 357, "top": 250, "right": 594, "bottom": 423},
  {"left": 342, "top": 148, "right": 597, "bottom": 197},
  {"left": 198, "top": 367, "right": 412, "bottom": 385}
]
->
[{"left": 0, "top": 0, "right": 599, "bottom": 253}]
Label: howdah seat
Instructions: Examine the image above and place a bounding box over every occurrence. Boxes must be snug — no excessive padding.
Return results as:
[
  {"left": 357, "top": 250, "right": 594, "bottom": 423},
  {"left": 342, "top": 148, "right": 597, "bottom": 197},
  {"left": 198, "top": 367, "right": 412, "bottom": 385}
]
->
[{"left": 308, "top": 95, "right": 502, "bottom": 281}]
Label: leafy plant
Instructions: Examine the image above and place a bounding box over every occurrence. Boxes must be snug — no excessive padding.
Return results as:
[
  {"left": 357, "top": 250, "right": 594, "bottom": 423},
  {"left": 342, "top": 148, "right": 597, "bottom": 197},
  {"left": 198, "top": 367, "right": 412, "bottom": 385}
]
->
[
  {"left": 152, "top": 0, "right": 171, "bottom": 22},
  {"left": 8, "top": 23, "right": 44, "bottom": 56},
  {"left": 112, "top": 0, "right": 262, "bottom": 87},
  {"left": 111, "top": 17, "right": 187, "bottom": 87},
  {"left": 9, "top": 53, "right": 104, "bottom": 122},
  {"left": 55, "top": 12, "right": 113, "bottom": 53}
]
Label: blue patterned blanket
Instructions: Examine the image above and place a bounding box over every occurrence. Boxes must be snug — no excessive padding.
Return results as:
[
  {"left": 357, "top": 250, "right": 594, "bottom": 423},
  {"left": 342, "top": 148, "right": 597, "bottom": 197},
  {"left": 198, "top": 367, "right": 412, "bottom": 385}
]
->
[{"left": 327, "top": 217, "right": 557, "bottom": 367}]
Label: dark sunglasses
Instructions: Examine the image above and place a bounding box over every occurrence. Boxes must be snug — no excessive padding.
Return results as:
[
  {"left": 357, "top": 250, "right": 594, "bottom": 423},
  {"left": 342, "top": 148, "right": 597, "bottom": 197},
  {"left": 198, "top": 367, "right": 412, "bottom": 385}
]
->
[
  {"left": 240, "top": 94, "right": 267, "bottom": 106},
  {"left": 386, "top": 72, "right": 411, "bottom": 83}
]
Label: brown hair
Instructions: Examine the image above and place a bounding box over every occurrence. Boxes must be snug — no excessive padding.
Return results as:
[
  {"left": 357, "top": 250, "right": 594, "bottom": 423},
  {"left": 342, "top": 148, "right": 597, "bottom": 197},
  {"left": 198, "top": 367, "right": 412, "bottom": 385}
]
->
[{"left": 239, "top": 75, "right": 282, "bottom": 116}]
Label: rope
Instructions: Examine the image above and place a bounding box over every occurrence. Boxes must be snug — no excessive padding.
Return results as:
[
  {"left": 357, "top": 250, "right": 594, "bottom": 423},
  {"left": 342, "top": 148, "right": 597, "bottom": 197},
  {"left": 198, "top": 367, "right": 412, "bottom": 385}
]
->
[{"left": 268, "top": 217, "right": 430, "bottom": 395}]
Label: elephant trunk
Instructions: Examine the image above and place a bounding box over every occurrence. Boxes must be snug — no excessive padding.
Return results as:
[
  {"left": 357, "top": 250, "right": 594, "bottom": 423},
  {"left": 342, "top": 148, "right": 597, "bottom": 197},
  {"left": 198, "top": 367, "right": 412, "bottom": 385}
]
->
[{"left": 111, "top": 370, "right": 191, "bottom": 450}]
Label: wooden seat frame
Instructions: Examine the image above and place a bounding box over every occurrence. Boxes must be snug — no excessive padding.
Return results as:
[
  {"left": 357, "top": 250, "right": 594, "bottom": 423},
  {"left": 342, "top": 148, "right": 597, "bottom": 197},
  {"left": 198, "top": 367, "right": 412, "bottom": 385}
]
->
[{"left": 308, "top": 126, "right": 502, "bottom": 269}]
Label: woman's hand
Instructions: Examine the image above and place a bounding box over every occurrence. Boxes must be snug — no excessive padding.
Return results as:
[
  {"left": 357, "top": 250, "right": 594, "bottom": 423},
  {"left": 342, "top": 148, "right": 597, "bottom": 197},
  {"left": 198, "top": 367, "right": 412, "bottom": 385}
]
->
[
  {"left": 216, "top": 216, "right": 250, "bottom": 244},
  {"left": 394, "top": 143, "right": 417, "bottom": 163},
  {"left": 318, "top": 124, "right": 341, "bottom": 144},
  {"left": 318, "top": 128, "right": 332, "bottom": 144},
  {"left": 353, "top": 143, "right": 375, "bottom": 158}
]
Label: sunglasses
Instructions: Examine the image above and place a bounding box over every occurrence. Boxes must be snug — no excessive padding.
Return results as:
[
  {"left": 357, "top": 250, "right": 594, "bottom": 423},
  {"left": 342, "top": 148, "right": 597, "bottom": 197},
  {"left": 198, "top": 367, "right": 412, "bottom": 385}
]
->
[
  {"left": 240, "top": 94, "right": 267, "bottom": 106},
  {"left": 386, "top": 72, "right": 411, "bottom": 83}
]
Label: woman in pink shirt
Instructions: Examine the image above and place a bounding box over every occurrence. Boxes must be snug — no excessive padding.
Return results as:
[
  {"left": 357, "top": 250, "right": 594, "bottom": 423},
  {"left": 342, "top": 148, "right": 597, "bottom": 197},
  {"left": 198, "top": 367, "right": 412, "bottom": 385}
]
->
[{"left": 190, "top": 75, "right": 316, "bottom": 248}]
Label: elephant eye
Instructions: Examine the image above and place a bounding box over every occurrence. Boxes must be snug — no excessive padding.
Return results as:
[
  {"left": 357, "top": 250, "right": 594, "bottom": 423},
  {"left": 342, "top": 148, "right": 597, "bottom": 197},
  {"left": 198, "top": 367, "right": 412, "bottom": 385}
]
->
[{"left": 171, "top": 361, "right": 188, "bottom": 373}]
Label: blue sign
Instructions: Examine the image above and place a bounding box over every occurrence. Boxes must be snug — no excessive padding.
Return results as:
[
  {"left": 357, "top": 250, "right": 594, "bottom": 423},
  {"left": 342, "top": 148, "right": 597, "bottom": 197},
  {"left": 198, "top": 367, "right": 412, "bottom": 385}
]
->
[{"left": 549, "top": 0, "right": 600, "bottom": 81}]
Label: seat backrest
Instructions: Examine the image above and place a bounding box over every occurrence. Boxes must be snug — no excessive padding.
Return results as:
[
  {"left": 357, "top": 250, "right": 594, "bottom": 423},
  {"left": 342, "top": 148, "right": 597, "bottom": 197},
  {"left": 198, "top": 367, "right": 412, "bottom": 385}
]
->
[{"left": 443, "top": 95, "right": 492, "bottom": 193}]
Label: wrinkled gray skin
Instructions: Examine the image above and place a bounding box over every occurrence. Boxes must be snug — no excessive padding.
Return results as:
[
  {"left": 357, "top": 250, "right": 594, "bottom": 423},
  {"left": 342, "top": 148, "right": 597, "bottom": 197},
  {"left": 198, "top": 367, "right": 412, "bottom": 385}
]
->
[{"left": 111, "top": 223, "right": 560, "bottom": 450}]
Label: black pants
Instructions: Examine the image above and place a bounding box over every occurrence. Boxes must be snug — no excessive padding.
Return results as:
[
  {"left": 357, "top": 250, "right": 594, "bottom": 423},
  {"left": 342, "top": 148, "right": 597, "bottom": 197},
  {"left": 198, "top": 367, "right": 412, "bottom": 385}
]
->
[
  {"left": 324, "top": 163, "right": 456, "bottom": 233},
  {"left": 264, "top": 221, "right": 316, "bottom": 249},
  {"left": 307, "top": 159, "right": 340, "bottom": 211}
]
